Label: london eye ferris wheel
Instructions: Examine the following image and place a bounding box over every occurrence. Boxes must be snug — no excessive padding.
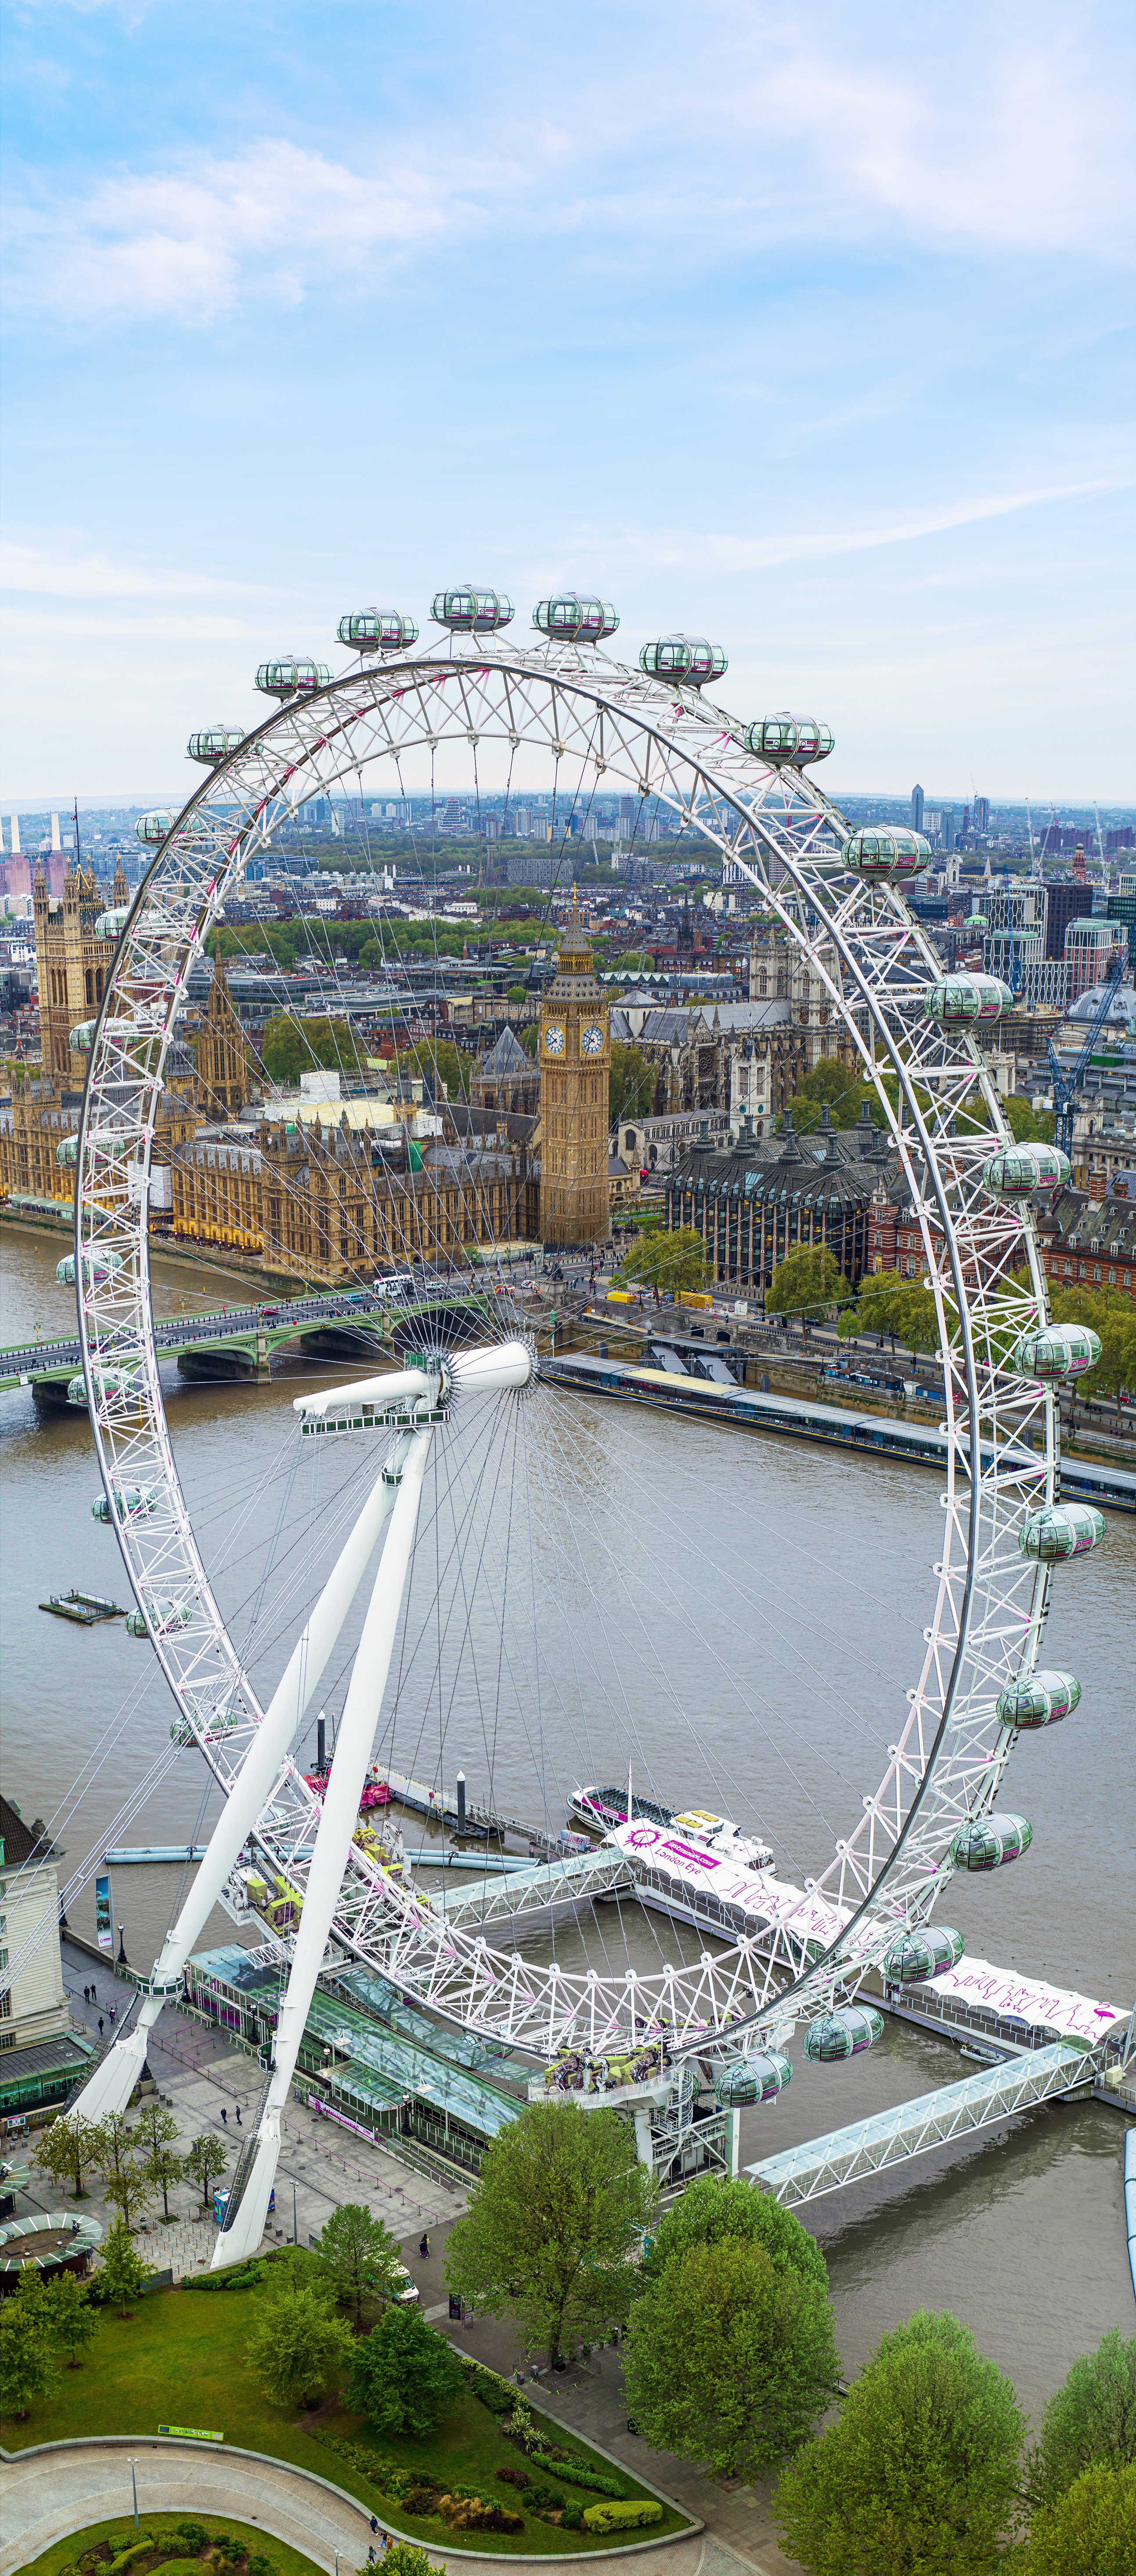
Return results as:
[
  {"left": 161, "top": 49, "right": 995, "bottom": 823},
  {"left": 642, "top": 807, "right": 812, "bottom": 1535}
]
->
[{"left": 60, "top": 584, "right": 1106, "bottom": 2262}]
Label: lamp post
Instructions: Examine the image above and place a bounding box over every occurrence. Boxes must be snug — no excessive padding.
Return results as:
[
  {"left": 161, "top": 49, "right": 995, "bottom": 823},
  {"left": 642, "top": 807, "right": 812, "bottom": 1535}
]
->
[
  {"left": 129, "top": 2458, "right": 139, "bottom": 2530},
  {"left": 293, "top": 2179, "right": 298, "bottom": 2245}
]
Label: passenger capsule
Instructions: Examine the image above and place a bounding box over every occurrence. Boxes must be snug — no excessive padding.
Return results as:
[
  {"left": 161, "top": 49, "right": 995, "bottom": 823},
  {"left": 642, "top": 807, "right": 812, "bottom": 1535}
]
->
[
  {"left": 639, "top": 635, "right": 727, "bottom": 686},
  {"left": 67, "top": 1365, "right": 138, "bottom": 1407},
  {"left": 982, "top": 1143, "right": 1070, "bottom": 1199},
  {"left": 69, "top": 1021, "right": 98, "bottom": 1052},
  {"left": 951, "top": 1813, "right": 1032, "bottom": 1871},
  {"left": 135, "top": 811, "right": 174, "bottom": 846},
  {"left": 996, "top": 1669, "right": 1081, "bottom": 1729},
  {"left": 95, "top": 906, "right": 131, "bottom": 939},
  {"left": 714, "top": 2051, "right": 792, "bottom": 2107},
  {"left": 1020, "top": 1503, "right": 1105, "bottom": 1561},
  {"left": 255, "top": 656, "right": 333, "bottom": 698},
  {"left": 187, "top": 728, "right": 245, "bottom": 765},
  {"left": 430, "top": 587, "right": 514, "bottom": 632},
  {"left": 882, "top": 1925, "right": 965, "bottom": 1984},
  {"left": 1010, "top": 1324, "right": 1101, "bottom": 1383},
  {"left": 924, "top": 974, "right": 1013, "bottom": 1027},
  {"left": 744, "top": 713, "right": 833, "bottom": 766},
  {"left": 56, "top": 1135, "right": 78, "bottom": 1167},
  {"left": 533, "top": 594, "right": 619, "bottom": 644},
  {"left": 844, "top": 827, "right": 930, "bottom": 884},
  {"left": 92, "top": 1487, "right": 157, "bottom": 1523},
  {"left": 57, "top": 1250, "right": 123, "bottom": 1287},
  {"left": 126, "top": 1597, "right": 191, "bottom": 1640},
  {"left": 804, "top": 2005, "right": 884, "bottom": 2062},
  {"left": 337, "top": 610, "right": 420, "bottom": 654}
]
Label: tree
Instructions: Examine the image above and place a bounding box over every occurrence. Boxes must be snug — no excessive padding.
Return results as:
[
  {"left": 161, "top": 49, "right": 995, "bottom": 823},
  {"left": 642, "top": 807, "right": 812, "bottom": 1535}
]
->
[
  {"left": 1004, "top": 1094, "right": 1056, "bottom": 1146},
  {"left": 774, "top": 2309, "right": 1025, "bottom": 2575},
  {"left": 0, "top": 2266, "right": 62, "bottom": 2418},
  {"left": 44, "top": 2268, "right": 99, "bottom": 2366},
  {"left": 844, "top": 1270, "right": 941, "bottom": 1357},
  {"left": 445, "top": 2099, "right": 656, "bottom": 2367},
  {"left": 33, "top": 2112, "right": 98, "bottom": 2201},
  {"left": 1021, "top": 2464, "right": 1136, "bottom": 2576},
  {"left": 260, "top": 1014, "right": 368, "bottom": 1087},
  {"left": 638, "top": 2173, "right": 830, "bottom": 2297},
  {"left": 246, "top": 2285, "right": 353, "bottom": 2410},
  {"left": 609, "top": 1043, "right": 655, "bottom": 1127},
  {"left": 143, "top": 2136, "right": 186, "bottom": 2222},
  {"left": 316, "top": 2202, "right": 402, "bottom": 2323},
  {"left": 624, "top": 2234, "right": 839, "bottom": 2480},
  {"left": 102, "top": 2153, "right": 156, "bottom": 2237},
  {"left": 348, "top": 2303, "right": 465, "bottom": 2437},
  {"left": 766, "top": 1246, "right": 851, "bottom": 1322},
  {"left": 186, "top": 2131, "right": 229, "bottom": 2210},
  {"left": 91, "top": 2110, "right": 136, "bottom": 2187},
  {"left": 97, "top": 2218, "right": 154, "bottom": 2318},
  {"left": 1028, "top": 2329, "right": 1136, "bottom": 2506},
  {"left": 375, "top": 2549, "right": 433, "bottom": 2576},
  {"left": 620, "top": 1225, "right": 707, "bottom": 1297}
]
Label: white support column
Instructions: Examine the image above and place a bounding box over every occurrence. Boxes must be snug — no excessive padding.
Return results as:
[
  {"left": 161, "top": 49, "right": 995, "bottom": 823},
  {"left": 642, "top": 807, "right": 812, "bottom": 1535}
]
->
[
  {"left": 213, "top": 1426, "right": 432, "bottom": 2266},
  {"left": 68, "top": 1436, "right": 412, "bottom": 2127}
]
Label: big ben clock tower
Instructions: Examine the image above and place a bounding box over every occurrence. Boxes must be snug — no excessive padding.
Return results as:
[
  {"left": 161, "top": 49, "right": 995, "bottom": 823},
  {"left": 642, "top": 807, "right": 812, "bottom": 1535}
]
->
[{"left": 539, "top": 903, "right": 610, "bottom": 1248}]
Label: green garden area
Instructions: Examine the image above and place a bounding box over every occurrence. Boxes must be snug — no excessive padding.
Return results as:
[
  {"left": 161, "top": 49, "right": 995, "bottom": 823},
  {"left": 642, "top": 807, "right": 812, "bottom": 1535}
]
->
[{"left": 17, "top": 2514, "right": 322, "bottom": 2576}]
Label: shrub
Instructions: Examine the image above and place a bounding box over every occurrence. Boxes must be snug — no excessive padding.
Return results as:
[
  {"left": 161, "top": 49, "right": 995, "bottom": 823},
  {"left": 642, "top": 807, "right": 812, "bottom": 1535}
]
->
[
  {"left": 436, "top": 2495, "right": 524, "bottom": 2533},
  {"left": 308, "top": 2428, "right": 406, "bottom": 2499},
  {"left": 181, "top": 2262, "right": 265, "bottom": 2294},
  {"left": 401, "top": 2484, "right": 435, "bottom": 2516},
  {"left": 583, "top": 2500, "right": 663, "bottom": 2532},
  {"left": 175, "top": 2529, "right": 209, "bottom": 2558},
  {"left": 561, "top": 2504, "right": 584, "bottom": 2530},
  {"left": 378, "top": 2552, "right": 433, "bottom": 2576},
  {"left": 498, "top": 2466, "right": 529, "bottom": 2489},
  {"left": 459, "top": 2356, "right": 515, "bottom": 2414},
  {"left": 528, "top": 2449, "right": 624, "bottom": 2496}
]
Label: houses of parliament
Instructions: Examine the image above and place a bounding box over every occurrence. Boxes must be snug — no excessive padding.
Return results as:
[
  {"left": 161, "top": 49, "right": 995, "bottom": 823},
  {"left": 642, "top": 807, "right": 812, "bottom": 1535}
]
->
[{"left": 0, "top": 865, "right": 610, "bottom": 1274}]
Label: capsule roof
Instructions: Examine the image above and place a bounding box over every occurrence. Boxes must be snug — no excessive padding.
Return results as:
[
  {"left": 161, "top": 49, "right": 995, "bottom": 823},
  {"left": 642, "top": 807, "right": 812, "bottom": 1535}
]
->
[
  {"left": 337, "top": 610, "right": 420, "bottom": 653},
  {"left": 844, "top": 826, "right": 930, "bottom": 883},
  {"left": 430, "top": 587, "right": 514, "bottom": 632},
  {"left": 1019, "top": 1503, "right": 1104, "bottom": 1562},
  {"left": 639, "top": 634, "right": 727, "bottom": 686},
  {"left": 996, "top": 1669, "right": 1081, "bottom": 1729},
  {"left": 714, "top": 2051, "right": 792, "bottom": 2105},
  {"left": 745, "top": 713, "right": 833, "bottom": 765},
  {"left": 188, "top": 728, "right": 245, "bottom": 766},
  {"left": 982, "top": 1143, "right": 1070, "bottom": 1199},
  {"left": 924, "top": 974, "right": 1013, "bottom": 1027},
  {"left": 534, "top": 595, "right": 619, "bottom": 644},
  {"left": 804, "top": 2004, "right": 883, "bottom": 2061},
  {"left": 951, "top": 1813, "right": 1032, "bottom": 1870},
  {"left": 135, "top": 812, "right": 173, "bottom": 846},
  {"left": 94, "top": 906, "right": 130, "bottom": 937},
  {"left": 882, "top": 1925, "right": 965, "bottom": 1983},
  {"left": 1010, "top": 1324, "right": 1101, "bottom": 1384},
  {"left": 255, "top": 657, "right": 333, "bottom": 698}
]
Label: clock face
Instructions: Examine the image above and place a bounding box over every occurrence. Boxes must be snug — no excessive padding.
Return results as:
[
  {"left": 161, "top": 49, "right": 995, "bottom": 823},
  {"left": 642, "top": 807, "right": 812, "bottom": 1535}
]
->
[
  {"left": 544, "top": 1023, "right": 565, "bottom": 1055},
  {"left": 581, "top": 1024, "right": 604, "bottom": 1056}
]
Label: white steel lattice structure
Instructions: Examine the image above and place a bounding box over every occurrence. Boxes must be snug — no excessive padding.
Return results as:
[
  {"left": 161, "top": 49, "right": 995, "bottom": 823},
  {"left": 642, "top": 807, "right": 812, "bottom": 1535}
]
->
[{"left": 69, "top": 628, "right": 1093, "bottom": 2160}]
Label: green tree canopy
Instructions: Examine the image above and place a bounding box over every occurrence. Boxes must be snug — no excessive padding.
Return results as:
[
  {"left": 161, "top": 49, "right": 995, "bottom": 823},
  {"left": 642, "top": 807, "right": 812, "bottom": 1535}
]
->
[
  {"left": 315, "top": 2202, "right": 402, "bottom": 2323},
  {"left": 186, "top": 2132, "right": 228, "bottom": 2209},
  {"left": 843, "top": 1271, "right": 941, "bottom": 1356},
  {"left": 624, "top": 2232, "right": 840, "bottom": 2481},
  {"left": 774, "top": 2308, "right": 1025, "bottom": 2575},
  {"left": 44, "top": 2269, "right": 98, "bottom": 2367},
  {"left": 0, "top": 2267, "right": 62, "bottom": 2418},
  {"left": 1021, "top": 2463, "right": 1136, "bottom": 2576},
  {"left": 609, "top": 1043, "right": 655, "bottom": 1127},
  {"left": 1042, "top": 1282, "right": 1136, "bottom": 1407},
  {"left": 1028, "top": 2328, "right": 1136, "bottom": 2506},
  {"left": 638, "top": 2173, "right": 829, "bottom": 2296},
  {"left": 776, "top": 1057, "right": 878, "bottom": 1137},
  {"left": 347, "top": 2303, "right": 465, "bottom": 2437},
  {"left": 260, "top": 1015, "right": 369, "bottom": 1086},
  {"left": 102, "top": 2155, "right": 155, "bottom": 2238},
  {"left": 619, "top": 1225, "right": 707, "bottom": 1295},
  {"left": 445, "top": 2100, "right": 656, "bottom": 2367},
  {"left": 245, "top": 2285, "right": 353, "bottom": 2410},
  {"left": 33, "top": 2112, "right": 97, "bottom": 2201},
  {"left": 1004, "top": 1094, "right": 1057, "bottom": 1146},
  {"left": 98, "top": 2218, "right": 155, "bottom": 2318},
  {"left": 767, "top": 1245, "right": 851, "bottom": 1320}
]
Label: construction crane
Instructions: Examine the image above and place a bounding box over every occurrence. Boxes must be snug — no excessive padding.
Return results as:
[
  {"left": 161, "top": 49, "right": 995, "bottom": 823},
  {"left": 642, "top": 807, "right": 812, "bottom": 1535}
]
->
[
  {"left": 1094, "top": 801, "right": 1106, "bottom": 871},
  {"left": 1047, "top": 950, "right": 1127, "bottom": 1159}
]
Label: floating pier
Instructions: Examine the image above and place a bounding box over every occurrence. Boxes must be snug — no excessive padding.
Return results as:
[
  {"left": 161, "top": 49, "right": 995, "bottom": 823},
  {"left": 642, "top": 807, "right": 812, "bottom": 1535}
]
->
[{"left": 39, "top": 1589, "right": 125, "bottom": 1625}]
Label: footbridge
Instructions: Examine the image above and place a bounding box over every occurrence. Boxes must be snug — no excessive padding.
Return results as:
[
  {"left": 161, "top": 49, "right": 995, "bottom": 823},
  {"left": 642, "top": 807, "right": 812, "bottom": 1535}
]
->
[
  {"left": 427, "top": 1846, "right": 633, "bottom": 1935},
  {"left": 0, "top": 1283, "right": 491, "bottom": 1404},
  {"left": 746, "top": 2039, "right": 1094, "bottom": 2209}
]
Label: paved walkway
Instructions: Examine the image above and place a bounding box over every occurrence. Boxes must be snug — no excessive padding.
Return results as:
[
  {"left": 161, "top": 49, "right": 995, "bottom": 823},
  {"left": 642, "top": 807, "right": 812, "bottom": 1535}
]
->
[{"left": 0, "top": 2442, "right": 739, "bottom": 2576}]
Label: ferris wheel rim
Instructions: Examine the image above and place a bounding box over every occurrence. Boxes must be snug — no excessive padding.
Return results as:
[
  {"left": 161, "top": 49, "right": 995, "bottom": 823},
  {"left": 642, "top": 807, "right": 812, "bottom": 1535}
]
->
[{"left": 73, "top": 633, "right": 1059, "bottom": 2062}]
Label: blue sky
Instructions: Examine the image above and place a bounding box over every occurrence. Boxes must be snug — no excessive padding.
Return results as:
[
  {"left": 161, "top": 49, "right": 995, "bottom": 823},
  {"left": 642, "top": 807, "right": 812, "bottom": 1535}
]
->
[{"left": 1, "top": 0, "right": 1133, "bottom": 805}]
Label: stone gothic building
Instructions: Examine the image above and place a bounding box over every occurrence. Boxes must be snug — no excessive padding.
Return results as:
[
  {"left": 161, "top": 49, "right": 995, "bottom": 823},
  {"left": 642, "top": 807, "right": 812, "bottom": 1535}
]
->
[{"left": 33, "top": 854, "right": 130, "bottom": 1086}]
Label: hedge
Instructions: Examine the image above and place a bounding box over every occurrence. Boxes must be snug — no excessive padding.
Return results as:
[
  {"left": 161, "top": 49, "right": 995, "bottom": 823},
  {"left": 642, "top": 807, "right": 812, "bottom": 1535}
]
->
[
  {"left": 582, "top": 2504, "right": 663, "bottom": 2534},
  {"left": 528, "top": 2455, "right": 624, "bottom": 2499}
]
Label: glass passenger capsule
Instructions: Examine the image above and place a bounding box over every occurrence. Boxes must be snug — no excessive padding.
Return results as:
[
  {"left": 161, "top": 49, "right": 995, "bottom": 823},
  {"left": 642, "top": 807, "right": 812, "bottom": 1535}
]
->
[
  {"left": 67, "top": 1365, "right": 137, "bottom": 1407},
  {"left": 844, "top": 827, "right": 930, "bottom": 884},
  {"left": 951, "top": 1813, "right": 1032, "bottom": 1871},
  {"left": 56, "top": 1134, "right": 78, "bottom": 1167},
  {"left": 1020, "top": 1503, "right": 1105, "bottom": 1561},
  {"left": 744, "top": 714, "right": 833, "bottom": 765},
  {"left": 924, "top": 974, "right": 1012, "bottom": 1027},
  {"left": 1010, "top": 1324, "right": 1101, "bottom": 1383},
  {"left": 996, "top": 1669, "right": 1081, "bottom": 1730},
  {"left": 95, "top": 907, "right": 131, "bottom": 938},
  {"left": 92, "top": 1486, "right": 157, "bottom": 1523},
  {"left": 430, "top": 587, "right": 514, "bottom": 632},
  {"left": 135, "top": 811, "right": 174, "bottom": 846},
  {"left": 57, "top": 1250, "right": 123, "bottom": 1287},
  {"left": 187, "top": 728, "right": 245, "bottom": 765},
  {"left": 533, "top": 595, "right": 619, "bottom": 643},
  {"left": 126, "top": 1596, "right": 191, "bottom": 1640},
  {"left": 639, "top": 635, "right": 728, "bottom": 686},
  {"left": 69, "top": 1021, "right": 98, "bottom": 1052},
  {"left": 255, "top": 656, "right": 333, "bottom": 698},
  {"left": 804, "top": 2005, "right": 884, "bottom": 2062},
  {"left": 882, "top": 1925, "right": 965, "bottom": 1983},
  {"left": 337, "top": 610, "right": 420, "bottom": 654},
  {"left": 714, "top": 2051, "right": 792, "bottom": 2107},
  {"left": 982, "top": 1143, "right": 1070, "bottom": 1198}
]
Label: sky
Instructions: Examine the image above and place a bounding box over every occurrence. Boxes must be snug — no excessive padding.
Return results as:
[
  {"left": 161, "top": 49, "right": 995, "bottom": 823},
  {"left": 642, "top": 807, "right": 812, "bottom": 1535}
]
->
[{"left": 1, "top": 0, "right": 1133, "bottom": 808}]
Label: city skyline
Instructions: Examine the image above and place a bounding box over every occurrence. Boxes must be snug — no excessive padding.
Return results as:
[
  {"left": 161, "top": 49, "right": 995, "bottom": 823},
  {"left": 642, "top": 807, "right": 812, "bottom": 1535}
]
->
[{"left": 1, "top": 0, "right": 1133, "bottom": 802}]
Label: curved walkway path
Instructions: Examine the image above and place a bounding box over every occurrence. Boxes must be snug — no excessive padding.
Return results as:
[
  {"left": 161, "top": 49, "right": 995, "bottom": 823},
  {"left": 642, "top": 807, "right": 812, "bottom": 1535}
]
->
[{"left": 0, "top": 2441, "right": 758, "bottom": 2576}]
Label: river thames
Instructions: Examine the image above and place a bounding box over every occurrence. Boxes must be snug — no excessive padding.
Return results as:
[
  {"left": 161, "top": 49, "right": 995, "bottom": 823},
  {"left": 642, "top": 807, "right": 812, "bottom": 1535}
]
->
[{"left": 2, "top": 1218, "right": 1133, "bottom": 2420}]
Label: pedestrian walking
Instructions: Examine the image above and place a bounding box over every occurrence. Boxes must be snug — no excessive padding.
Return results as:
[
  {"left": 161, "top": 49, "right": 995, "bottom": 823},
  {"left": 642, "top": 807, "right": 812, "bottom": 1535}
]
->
[
  {"left": 235, "top": 2105, "right": 242, "bottom": 2125},
  {"left": 98, "top": 2016, "right": 104, "bottom": 2038},
  {"left": 220, "top": 2106, "right": 228, "bottom": 2126},
  {"left": 419, "top": 2231, "right": 429, "bottom": 2259}
]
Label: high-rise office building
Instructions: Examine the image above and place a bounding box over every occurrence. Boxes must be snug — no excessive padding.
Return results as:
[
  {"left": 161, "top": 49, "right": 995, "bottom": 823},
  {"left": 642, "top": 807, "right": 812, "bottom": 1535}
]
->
[
  {"left": 974, "top": 796, "right": 990, "bottom": 834},
  {"left": 911, "top": 785, "right": 924, "bottom": 833},
  {"left": 1045, "top": 881, "right": 1093, "bottom": 961}
]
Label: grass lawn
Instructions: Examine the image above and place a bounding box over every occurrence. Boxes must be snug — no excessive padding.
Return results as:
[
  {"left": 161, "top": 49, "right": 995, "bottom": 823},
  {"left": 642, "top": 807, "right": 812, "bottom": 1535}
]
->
[
  {"left": 15, "top": 2514, "right": 322, "bottom": 2576},
  {"left": 1, "top": 2285, "right": 690, "bottom": 2557}
]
